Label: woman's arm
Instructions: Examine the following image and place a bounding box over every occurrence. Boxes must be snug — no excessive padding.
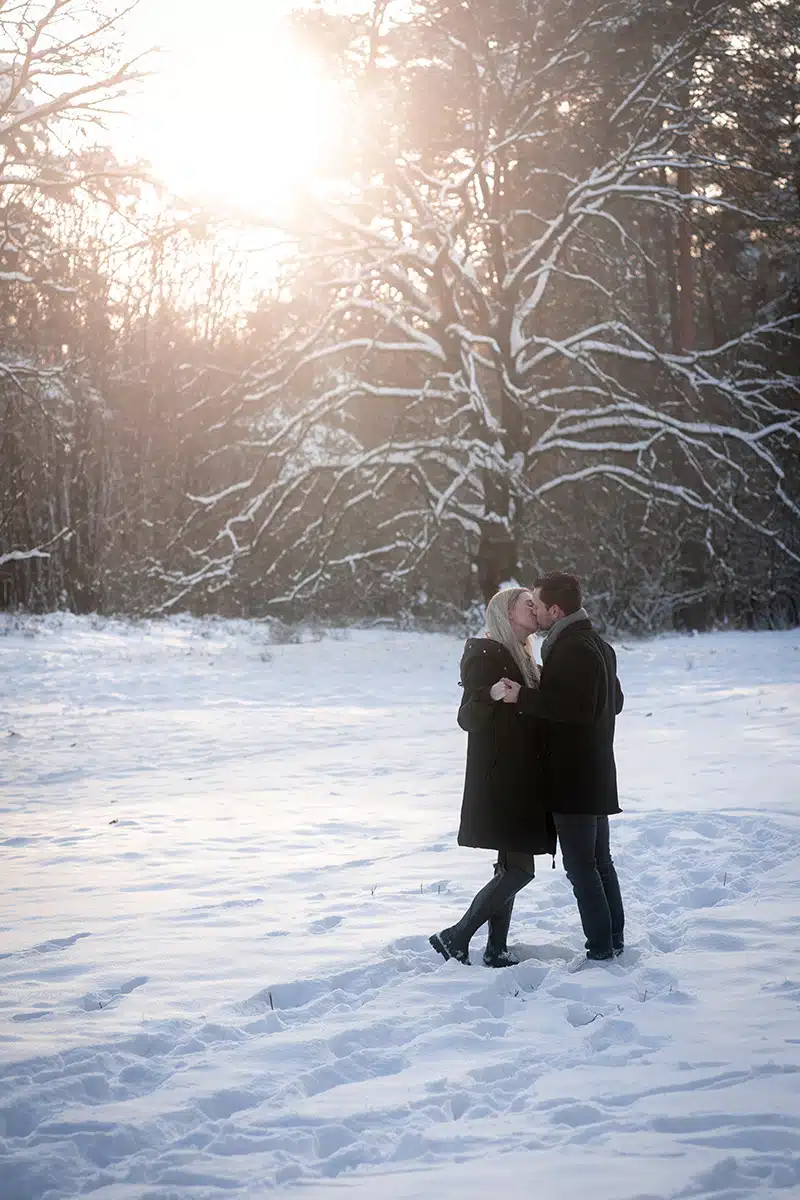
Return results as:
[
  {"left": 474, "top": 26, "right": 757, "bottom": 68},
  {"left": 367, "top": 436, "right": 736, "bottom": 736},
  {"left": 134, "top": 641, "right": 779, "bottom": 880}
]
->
[{"left": 457, "top": 649, "right": 506, "bottom": 732}]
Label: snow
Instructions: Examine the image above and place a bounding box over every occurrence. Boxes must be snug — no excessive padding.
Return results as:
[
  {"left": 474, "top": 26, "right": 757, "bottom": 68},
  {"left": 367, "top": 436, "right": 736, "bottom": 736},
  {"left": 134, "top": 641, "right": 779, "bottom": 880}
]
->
[
  {"left": 0, "top": 551, "right": 52, "bottom": 567},
  {"left": 1, "top": 614, "right": 798, "bottom": 1200}
]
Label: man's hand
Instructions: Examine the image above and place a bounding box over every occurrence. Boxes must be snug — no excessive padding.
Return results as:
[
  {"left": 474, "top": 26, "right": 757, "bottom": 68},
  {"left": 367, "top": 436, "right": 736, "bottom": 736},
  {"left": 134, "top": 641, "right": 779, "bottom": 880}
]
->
[{"left": 500, "top": 678, "right": 521, "bottom": 703}]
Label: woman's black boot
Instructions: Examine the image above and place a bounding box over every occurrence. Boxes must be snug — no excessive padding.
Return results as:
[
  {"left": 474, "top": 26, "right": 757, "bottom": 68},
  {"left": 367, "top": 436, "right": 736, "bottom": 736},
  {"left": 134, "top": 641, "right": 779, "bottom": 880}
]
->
[
  {"left": 431, "top": 864, "right": 532, "bottom": 966},
  {"left": 483, "top": 898, "right": 519, "bottom": 967}
]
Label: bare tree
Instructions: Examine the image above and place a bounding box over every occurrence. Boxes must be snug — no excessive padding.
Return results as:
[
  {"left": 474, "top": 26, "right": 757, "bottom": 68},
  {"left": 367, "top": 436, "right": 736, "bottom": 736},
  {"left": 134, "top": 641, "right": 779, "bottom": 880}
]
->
[
  {"left": 0, "top": 0, "right": 152, "bottom": 597},
  {"left": 168, "top": 0, "right": 798, "bottom": 614}
]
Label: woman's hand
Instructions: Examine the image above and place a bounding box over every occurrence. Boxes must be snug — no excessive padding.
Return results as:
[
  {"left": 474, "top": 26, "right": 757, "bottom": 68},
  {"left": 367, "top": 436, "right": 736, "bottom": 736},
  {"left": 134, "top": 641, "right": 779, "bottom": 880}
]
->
[
  {"left": 500, "top": 678, "right": 521, "bottom": 703},
  {"left": 489, "top": 680, "right": 507, "bottom": 701}
]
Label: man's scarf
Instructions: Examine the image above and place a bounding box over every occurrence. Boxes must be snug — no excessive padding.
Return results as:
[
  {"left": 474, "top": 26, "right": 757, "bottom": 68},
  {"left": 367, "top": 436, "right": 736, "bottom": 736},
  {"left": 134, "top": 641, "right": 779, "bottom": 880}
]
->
[{"left": 540, "top": 607, "right": 590, "bottom": 664}]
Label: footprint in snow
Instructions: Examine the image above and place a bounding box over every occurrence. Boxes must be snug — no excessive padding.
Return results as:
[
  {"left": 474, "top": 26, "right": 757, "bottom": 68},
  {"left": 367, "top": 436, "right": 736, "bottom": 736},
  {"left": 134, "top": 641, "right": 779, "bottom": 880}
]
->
[
  {"left": 549, "top": 1100, "right": 608, "bottom": 1127},
  {"left": 79, "top": 975, "right": 148, "bottom": 1011},
  {"left": 309, "top": 915, "right": 344, "bottom": 934},
  {"left": 684, "top": 884, "right": 729, "bottom": 908},
  {"left": 35, "top": 931, "right": 92, "bottom": 954},
  {"left": 566, "top": 1003, "right": 604, "bottom": 1027},
  {"left": 2, "top": 931, "right": 93, "bottom": 960}
]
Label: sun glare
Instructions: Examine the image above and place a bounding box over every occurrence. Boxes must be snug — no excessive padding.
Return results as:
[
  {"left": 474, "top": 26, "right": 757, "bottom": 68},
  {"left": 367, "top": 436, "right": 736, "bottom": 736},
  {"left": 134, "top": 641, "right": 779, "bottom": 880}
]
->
[{"left": 129, "top": 2, "right": 342, "bottom": 215}]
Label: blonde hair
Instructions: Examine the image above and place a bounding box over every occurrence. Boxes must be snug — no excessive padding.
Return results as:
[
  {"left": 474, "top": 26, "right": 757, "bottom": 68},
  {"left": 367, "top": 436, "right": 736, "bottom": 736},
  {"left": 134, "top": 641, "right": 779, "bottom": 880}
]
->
[{"left": 484, "top": 588, "right": 540, "bottom": 687}]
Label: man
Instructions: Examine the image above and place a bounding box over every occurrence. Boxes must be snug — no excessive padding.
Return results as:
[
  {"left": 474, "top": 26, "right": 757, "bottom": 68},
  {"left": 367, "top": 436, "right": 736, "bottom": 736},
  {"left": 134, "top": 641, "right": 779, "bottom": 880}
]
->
[{"left": 497, "top": 570, "right": 625, "bottom": 965}]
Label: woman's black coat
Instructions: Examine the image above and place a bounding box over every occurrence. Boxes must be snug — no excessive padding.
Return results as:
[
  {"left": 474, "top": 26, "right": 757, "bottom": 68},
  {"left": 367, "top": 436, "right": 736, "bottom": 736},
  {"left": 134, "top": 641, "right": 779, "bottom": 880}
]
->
[{"left": 456, "top": 638, "right": 556, "bottom": 857}]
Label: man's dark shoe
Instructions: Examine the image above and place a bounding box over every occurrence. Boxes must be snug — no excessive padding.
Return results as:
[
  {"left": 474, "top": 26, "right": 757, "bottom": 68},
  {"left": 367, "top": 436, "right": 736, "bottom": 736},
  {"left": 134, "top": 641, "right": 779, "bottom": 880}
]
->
[
  {"left": 429, "top": 931, "right": 470, "bottom": 965},
  {"left": 483, "top": 947, "right": 519, "bottom": 968},
  {"left": 587, "top": 940, "right": 625, "bottom": 957}
]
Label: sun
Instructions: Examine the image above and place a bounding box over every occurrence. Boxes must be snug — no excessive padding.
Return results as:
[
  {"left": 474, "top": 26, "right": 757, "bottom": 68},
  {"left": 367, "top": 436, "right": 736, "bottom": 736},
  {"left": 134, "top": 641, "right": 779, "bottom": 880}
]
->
[{"left": 127, "top": 1, "right": 342, "bottom": 215}]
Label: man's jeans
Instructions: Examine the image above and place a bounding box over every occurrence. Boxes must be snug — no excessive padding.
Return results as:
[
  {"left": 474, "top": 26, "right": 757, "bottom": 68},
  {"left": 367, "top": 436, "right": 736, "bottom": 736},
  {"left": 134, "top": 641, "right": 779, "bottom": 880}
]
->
[{"left": 552, "top": 813, "right": 625, "bottom": 959}]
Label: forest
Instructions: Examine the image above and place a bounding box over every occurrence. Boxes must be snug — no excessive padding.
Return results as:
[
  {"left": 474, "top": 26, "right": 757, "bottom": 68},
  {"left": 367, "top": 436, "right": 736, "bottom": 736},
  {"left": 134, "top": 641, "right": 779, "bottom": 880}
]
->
[{"left": 1, "top": 0, "right": 798, "bottom": 632}]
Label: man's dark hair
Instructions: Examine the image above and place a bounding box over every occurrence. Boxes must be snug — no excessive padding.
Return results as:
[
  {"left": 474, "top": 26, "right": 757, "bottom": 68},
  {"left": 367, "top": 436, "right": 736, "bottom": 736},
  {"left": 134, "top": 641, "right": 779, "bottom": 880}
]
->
[{"left": 534, "top": 570, "right": 582, "bottom": 615}]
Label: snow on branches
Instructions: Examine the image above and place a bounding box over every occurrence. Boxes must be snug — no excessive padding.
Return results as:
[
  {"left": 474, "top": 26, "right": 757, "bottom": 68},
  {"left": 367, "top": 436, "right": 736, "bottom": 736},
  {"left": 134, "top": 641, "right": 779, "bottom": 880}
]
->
[{"left": 164, "top": 0, "right": 799, "bottom": 612}]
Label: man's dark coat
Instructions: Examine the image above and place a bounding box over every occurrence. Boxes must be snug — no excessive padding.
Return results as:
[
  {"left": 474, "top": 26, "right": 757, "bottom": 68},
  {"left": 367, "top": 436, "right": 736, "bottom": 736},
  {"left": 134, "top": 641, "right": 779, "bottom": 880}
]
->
[
  {"left": 457, "top": 638, "right": 556, "bottom": 856},
  {"left": 516, "top": 619, "right": 624, "bottom": 816}
]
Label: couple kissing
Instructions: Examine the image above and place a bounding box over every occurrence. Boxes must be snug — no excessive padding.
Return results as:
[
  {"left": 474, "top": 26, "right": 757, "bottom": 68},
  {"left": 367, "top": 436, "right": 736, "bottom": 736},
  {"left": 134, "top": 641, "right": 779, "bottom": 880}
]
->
[{"left": 430, "top": 571, "right": 625, "bottom": 971}]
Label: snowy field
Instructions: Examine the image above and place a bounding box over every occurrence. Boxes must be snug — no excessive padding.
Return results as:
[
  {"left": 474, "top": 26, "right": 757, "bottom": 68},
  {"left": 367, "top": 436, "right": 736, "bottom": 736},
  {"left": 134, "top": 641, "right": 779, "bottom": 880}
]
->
[{"left": 1, "top": 614, "right": 799, "bottom": 1200}]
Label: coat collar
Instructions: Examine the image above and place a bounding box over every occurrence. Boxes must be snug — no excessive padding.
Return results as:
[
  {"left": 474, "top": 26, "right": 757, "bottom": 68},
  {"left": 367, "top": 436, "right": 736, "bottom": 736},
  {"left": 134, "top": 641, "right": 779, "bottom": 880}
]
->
[{"left": 540, "top": 610, "right": 592, "bottom": 663}]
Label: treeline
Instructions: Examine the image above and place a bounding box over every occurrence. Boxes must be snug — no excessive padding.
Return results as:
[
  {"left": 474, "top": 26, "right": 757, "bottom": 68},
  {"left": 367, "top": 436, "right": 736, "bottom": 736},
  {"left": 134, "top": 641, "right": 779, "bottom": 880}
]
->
[{"left": 1, "top": 0, "right": 798, "bottom": 633}]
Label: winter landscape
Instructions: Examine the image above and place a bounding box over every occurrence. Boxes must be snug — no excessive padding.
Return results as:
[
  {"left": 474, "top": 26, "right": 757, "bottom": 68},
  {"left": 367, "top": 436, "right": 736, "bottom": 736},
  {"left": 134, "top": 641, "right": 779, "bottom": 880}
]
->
[
  {"left": 1, "top": 614, "right": 798, "bottom": 1199},
  {"left": 2, "top": 1, "right": 799, "bottom": 1195}
]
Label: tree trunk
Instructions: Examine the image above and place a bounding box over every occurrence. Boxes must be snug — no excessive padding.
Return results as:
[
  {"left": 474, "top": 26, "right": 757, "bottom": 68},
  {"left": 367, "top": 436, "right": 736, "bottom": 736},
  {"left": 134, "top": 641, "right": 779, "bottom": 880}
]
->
[
  {"left": 642, "top": 216, "right": 665, "bottom": 352},
  {"left": 676, "top": 166, "right": 695, "bottom": 352},
  {"left": 701, "top": 249, "right": 722, "bottom": 347},
  {"left": 477, "top": 451, "right": 518, "bottom": 602},
  {"left": 476, "top": 526, "right": 519, "bottom": 602},
  {"left": 661, "top": 169, "right": 682, "bottom": 353}
]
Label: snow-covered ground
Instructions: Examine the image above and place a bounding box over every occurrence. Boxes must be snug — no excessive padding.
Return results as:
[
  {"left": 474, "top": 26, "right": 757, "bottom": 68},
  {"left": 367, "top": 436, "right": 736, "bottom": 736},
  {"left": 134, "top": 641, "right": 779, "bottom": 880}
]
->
[{"left": 1, "top": 614, "right": 798, "bottom": 1200}]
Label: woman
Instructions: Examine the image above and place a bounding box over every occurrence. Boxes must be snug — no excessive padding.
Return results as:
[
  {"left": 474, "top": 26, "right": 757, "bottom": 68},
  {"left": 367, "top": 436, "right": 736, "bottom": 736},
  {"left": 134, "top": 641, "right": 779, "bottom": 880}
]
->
[{"left": 429, "top": 587, "right": 555, "bottom": 967}]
